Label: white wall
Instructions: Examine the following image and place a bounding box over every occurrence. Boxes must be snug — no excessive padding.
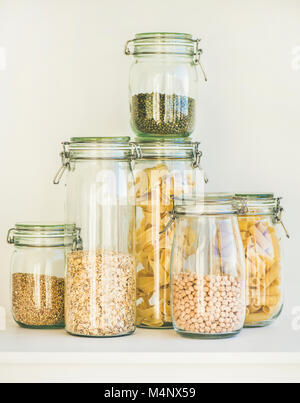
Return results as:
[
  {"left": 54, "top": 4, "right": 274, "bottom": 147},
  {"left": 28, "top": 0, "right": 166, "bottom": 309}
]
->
[{"left": 0, "top": 0, "right": 299, "bottom": 326}]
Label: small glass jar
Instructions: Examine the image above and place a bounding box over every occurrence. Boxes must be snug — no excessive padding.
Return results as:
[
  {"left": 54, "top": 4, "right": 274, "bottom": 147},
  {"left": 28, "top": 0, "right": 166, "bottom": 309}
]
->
[
  {"left": 132, "top": 139, "right": 205, "bottom": 329},
  {"left": 125, "top": 33, "right": 206, "bottom": 139},
  {"left": 54, "top": 137, "right": 136, "bottom": 338},
  {"left": 170, "top": 194, "right": 246, "bottom": 339},
  {"left": 234, "top": 194, "right": 289, "bottom": 328},
  {"left": 7, "top": 223, "right": 75, "bottom": 329}
]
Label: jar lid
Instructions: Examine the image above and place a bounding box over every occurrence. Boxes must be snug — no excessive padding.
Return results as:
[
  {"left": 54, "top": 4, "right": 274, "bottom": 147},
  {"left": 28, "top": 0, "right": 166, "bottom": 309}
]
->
[
  {"left": 234, "top": 193, "right": 278, "bottom": 215},
  {"left": 234, "top": 193, "right": 290, "bottom": 238},
  {"left": 125, "top": 32, "right": 199, "bottom": 58},
  {"left": 54, "top": 137, "right": 133, "bottom": 185},
  {"left": 235, "top": 193, "right": 275, "bottom": 200},
  {"left": 68, "top": 137, "right": 132, "bottom": 159},
  {"left": 132, "top": 138, "right": 202, "bottom": 162},
  {"left": 125, "top": 32, "right": 207, "bottom": 80},
  {"left": 7, "top": 223, "right": 76, "bottom": 247},
  {"left": 174, "top": 193, "right": 238, "bottom": 216},
  {"left": 70, "top": 137, "right": 131, "bottom": 144}
]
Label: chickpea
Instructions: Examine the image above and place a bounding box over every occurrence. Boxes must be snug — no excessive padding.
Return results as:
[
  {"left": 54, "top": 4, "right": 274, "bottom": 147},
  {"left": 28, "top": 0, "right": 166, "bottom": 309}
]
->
[{"left": 173, "top": 273, "right": 244, "bottom": 335}]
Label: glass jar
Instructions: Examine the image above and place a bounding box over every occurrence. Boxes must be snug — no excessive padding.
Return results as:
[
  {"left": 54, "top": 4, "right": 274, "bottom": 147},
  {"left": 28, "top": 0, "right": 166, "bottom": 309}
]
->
[
  {"left": 234, "top": 194, "right": 289, "bottom": 328},
  {"left": 170, "top": 194, "right": 246, "bottom": 339},
  {"left": 125, "top": 33, "right": 206, "bottom": 139},
  {"left": 132, "top": 139, "right": 205, "bottom": 329},
  {"left": 7, "top": 223, "right": 75, "bottom": 329},
  {"left": 54, "top": 137, "right": 136, "bottom": 338}
]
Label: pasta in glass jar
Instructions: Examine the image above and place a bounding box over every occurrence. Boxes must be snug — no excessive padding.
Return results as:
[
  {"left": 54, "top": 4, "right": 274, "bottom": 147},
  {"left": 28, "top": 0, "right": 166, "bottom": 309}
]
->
[
  {"left": 132, "top": 139, "right": 205, "bottom": 329},
  {"left": 234, "top": 194, "right": 289, "bottom": 327}
]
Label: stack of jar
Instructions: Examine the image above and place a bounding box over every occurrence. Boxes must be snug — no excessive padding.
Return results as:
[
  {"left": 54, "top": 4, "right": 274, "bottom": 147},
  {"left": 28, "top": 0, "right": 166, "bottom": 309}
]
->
[{"left": 7, "top": 32, "right": 289, "bottom": 339}]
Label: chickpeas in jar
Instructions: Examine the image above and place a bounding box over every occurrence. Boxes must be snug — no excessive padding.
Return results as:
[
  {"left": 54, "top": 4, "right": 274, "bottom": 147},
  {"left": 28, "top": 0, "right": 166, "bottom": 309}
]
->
[{"left": 170, "top": 194, "right": 246, "bottom": 339}]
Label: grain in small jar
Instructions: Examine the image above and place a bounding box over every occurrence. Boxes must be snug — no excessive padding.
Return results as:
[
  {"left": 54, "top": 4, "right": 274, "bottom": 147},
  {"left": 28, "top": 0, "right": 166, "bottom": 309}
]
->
[
  {"left": 7, "top": 223, "right": 75, "bottom": 329},
  {"left": 169, "top": 194, "right": 246, "bottom": 339}
]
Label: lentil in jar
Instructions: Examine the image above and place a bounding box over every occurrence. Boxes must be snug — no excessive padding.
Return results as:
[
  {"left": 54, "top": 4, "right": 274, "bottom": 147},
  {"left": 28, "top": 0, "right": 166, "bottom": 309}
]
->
[{"left": 131, "top": 93, "right": 195, "bottom": 137}]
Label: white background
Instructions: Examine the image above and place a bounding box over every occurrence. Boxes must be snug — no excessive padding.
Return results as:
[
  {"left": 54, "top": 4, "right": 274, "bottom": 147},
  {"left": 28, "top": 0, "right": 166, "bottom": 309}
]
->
[{"left": 0, "top": 0, "right": 299, "bottom": 342}]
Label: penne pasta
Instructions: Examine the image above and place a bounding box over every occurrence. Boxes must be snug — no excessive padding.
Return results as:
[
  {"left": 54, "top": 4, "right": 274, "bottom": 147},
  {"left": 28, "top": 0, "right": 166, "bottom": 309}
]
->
[
  {"left": 246, "top": 310, "right": 275, "bottom": 323},
  {"left": 238, "top": 216, "right": 282, "bottom": 325},
  {"left": 265, "top": 263, "right": 280, "bottom": 288}
]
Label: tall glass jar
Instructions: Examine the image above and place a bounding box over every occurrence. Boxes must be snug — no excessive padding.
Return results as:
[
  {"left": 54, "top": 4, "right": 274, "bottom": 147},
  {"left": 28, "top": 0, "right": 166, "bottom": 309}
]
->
[
  {"left": 131, "top": 139, "right": 205, "bottom": 329},
  {"left": 170, "top": 195, "right": 246, "bottom": 339},
  {"left": 234, "top": 194, "right": 289, "bottom": 328},
  {"left": 54, "top": 137, "right": 136, "bottom": 338},
  {"left": 125, "top": 33, "right": 206, "bottom": 139},
  {"left": 7, "top": 223, "right": 75, "bottom": 329}
]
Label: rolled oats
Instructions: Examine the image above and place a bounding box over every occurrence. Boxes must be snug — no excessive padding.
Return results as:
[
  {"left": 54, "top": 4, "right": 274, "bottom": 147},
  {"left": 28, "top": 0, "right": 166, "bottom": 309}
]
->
[{"left": 66, "top": 250, "right": 136, "bottom": 337}]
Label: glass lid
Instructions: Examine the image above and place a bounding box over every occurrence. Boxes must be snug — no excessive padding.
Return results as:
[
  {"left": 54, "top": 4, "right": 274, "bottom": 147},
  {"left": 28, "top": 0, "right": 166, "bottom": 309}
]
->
[
  {"left": 15, "top": 222, "right": 66, "bottom": 232},
  {"left": 135, "top": 32, "right": 193, "bottom": 40},
  {"left": 68, "top": 137, "right": 131, "bottom": 150},
  {"left": 126, "top": 32, "right": 198, "bottom": 57},
  {"left": 234, "top": 193, "right": 279, "bottom": 215},
  {"left": 235, "top": 193, "right": 275, "bottom": 200},
  {"left": 12, "top": 222, "right": 76, "bottom": 236},
  {"left": 66, "top": 136, "right": 132, "bottom": 160},
  {"left": 132, "top": 138, "right": 201, "bottom": 160},
  {"left": 7, "top": 223, "right": 76, "bottom": 246},
  {"left": 174, "top": 193, "right": 237, "bottom": 216},
  {"left": 125, "top": 32, "right": 207, "bottom": 79},
  {"left": 70, "top": 137, "right": 131, "bottom": 144}
]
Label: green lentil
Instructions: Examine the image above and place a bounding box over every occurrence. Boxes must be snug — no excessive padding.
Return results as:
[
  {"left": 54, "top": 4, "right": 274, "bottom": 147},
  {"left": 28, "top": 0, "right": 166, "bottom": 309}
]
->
[{"left": 131, "top": 92, "right": 195, "bottom": 137}]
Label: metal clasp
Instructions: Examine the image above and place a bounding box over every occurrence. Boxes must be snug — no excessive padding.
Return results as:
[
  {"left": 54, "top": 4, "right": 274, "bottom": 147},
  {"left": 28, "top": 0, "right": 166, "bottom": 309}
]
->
[
  {"left": 7, "top": 228, "right": 15, "bottom": 244},
  {"left": 274, "top": 198, "right": 290, "bottom": 239},
  {"left": 192, "top": 143, "right": 208, "bottom": 184},
  {"left": 53, "top": 142, "right": 70, "bottom": 185},
  {"left": 125, "top": 40, "right": 135, "bottom": 56},
  {"left": 130, "top": 142, "right": 142, "bottom": 160},
  {"left": 73, "top": 227, "right": 83, "bottom": 251},
  {"left": 239, "top": 199, "right": 249, "bottom": 215},
  {"left": 193, "top": 39, "right": 207, "bottom": 82}
]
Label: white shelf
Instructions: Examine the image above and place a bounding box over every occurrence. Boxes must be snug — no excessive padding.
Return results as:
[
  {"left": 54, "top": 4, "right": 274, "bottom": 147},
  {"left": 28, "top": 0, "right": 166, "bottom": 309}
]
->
[{"left": 0, "top": 317, "right": 299, "bottom": 382}]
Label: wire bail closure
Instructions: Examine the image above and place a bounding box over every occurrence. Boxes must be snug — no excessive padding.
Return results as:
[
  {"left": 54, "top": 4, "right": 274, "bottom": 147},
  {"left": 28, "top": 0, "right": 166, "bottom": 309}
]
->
[
  {"left": 193, "top": 39, "right": 207, "bottom": 82},
  {"left": 131, "top": 143, "right": 142, "bottom": 160},
  {"left": 73, "top": 227, "right": 83, "bottom": 251},
  {"left": 53, "top": 142, "right": 70, "bottom": 185},
  {"left": 237, "top": 197, "right": 290, "bottom": 239},
  {"left": 238, "top": 199, "right": 249, "bottom": 215},
  {"left": 274, "top": 198, "right": 290, "bottom": 239},
  {"left": 7, "top": 228, "right": 15, "bottom": 244},
  {"left": 193, "top": 142, "right": 208, "bottom": 183}
]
